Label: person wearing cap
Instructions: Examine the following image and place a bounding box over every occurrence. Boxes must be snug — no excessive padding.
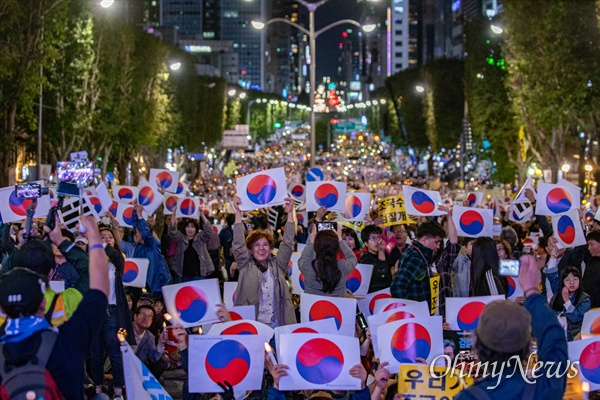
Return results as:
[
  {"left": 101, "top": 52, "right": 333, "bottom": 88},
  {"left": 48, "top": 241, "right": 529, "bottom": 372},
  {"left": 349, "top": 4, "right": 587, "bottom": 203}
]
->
[
  {"left": 455, "top": 254, "right": 568, "bottom": 400},
  {"left": 75, "top": 236, "right": 88, "bottom": 252},
  {"left": 0, "top": 216, "right": 110, "bottom": 399}
]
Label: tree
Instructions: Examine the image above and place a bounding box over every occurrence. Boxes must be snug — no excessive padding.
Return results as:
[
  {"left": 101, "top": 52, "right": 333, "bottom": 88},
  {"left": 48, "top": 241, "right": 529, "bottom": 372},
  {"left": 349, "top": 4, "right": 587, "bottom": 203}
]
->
[{"left": 503, "top": 0, "right": 600, "bottom": 182}]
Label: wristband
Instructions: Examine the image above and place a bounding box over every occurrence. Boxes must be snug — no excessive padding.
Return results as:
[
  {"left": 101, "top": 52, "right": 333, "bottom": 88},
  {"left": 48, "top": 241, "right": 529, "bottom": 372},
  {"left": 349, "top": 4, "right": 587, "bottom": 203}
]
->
[
  {"left": 523, "top": 287, "right": 539, "bottom": 297},
  {"left": 89, "top": 243, "right": 104, "bottom": 251}
]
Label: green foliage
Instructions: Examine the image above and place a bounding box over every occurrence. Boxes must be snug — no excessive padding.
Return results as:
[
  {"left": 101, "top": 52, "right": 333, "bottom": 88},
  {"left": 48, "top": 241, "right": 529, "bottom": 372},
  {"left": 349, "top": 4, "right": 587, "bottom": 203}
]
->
[
  {"left": 465, "top": 18, "right": 519, "bottom": 184},
  {"left": 503, "top": 0, "right": 600, "bottom": 179}
]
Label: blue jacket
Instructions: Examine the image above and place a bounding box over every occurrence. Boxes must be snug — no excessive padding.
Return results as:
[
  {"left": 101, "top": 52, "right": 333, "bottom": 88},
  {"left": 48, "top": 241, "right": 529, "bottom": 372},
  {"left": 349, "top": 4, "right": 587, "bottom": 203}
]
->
[
  {"left": 455, "top": 294, "right": 568, "bottom": 400},
  {"left": 120, "top": 210, "right": 172, "bottom": 294}
]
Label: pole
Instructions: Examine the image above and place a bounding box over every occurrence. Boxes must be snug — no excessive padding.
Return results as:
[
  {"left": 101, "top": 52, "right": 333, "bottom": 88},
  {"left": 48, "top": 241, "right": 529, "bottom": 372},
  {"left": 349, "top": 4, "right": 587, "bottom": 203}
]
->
[
  {"left": 309, "top": 9, "right": 316, "bottom": 167},
  {"left": 37, "top": 19, "right": 44, "bottom": 181}
]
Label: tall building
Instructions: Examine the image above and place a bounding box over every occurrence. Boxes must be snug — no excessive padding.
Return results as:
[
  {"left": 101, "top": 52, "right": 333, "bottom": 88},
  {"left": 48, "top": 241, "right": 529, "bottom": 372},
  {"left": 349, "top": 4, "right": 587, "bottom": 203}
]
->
[
  {"left": 161, "top": 0, "right": 203, "bottom": 39},
  {"left": 221, "top": 0, "right": 265, "bottom": 90},
  {"left": 388, "top": 0, "right": 411, "bottom": 74}
]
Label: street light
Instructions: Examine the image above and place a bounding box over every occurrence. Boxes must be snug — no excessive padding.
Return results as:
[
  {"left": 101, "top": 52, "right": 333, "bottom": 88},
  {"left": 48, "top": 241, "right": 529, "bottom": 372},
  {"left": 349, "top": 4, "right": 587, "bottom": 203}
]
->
[
  {"left": 490, "top": 25, "right": 503, "bottom": 35},
  {"left": 100, "top": 0, "right": 114, "bottom": 8},
  {"left": 415, "top": 85, "right": 425, "bottom": 93},
  {"left": 169, "top": 62, "right": 181, "bottom": 71},
  {"left": 228, "top": 89, "right": 237, "bottom": 97},
  {"left": 251, "top": 0, "right": 374, "bottom": 167}
]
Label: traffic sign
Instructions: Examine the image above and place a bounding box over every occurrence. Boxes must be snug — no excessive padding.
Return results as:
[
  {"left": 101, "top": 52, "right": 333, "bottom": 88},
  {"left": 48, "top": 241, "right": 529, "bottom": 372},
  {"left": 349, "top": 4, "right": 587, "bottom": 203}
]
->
[{"left": 306, "top": 167, "right": 324, "bottom": 182}]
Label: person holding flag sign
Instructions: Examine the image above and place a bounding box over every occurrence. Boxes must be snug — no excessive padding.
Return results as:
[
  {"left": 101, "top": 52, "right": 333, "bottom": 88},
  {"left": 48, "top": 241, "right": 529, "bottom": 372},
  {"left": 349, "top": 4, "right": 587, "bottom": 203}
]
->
[
  {"left": 232, "top": 195, "right": 297, "bottom": 327},
  {"left": 298, "top": 223, "right": 358, "bottom": 297},
  {"left": 168, "top": 207, "right": 216, "bottom": 282}
]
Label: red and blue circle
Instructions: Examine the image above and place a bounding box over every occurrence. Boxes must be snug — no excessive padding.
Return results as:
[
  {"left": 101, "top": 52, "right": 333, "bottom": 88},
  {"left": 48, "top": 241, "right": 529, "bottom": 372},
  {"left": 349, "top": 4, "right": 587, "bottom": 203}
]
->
[
  {"left": 390, "top": 322, "right": 432, "bottom": 363},
  {"left": 296, "top": 338, "right": 344, "bottom": 384},
  {"left": 411, "top": 191, "right": 435, "bottom": 214},
  {"left": 386, "top": 311, "right": 415, "bottom": 323},
  {"left": 155, "top": 171, "right": 173, "bottom": 189},
  {"left": 8, "top": 191, "right": 35, "bottom": 216},
  {"left": 309, "top": 300, "right": 342, "bottom": 330},
  {"left": 345, "top": 195, "right": 363, "bottom": 219},
  {"left": 89, "top": 196, "right": 103, "bottom": 215},
  {"left": 175, "top": 286, "right": 208, "bottom": 323},
  {"left": 466, "top": 193, "right": 477, "bottom": 207},
  {"left": 180, "top": 198, "right": 196, "bottom": 216},
  {"left": 457, "top": 301, "right": 487, "bottom": 330},
  {"left": 314, "top": 184, "right": 339, "bottom": 208},
  {"left": 118, "top": 187, "right": 135, "bottom": 201},
  {"left": 221, "top": 322, "right": 258, "bottom": 335},
  {"left": 507, "top": 277, "right": 516, "bottom": 297},
  {"left": 109, "top": 200, "right": 119, "bottom": 217},
  {"left": 122, "top": 207, "right": 134, "bottom": 226},
  {"left": 138, "top": 186, "right": 155, "bottom": 207},
  {"left": 459, "top": 210, "right": 485, "bottom": 236},
  {"left": 580, "top": 341, "right": 600, "bottom": 384},
  {"left": 297, "top": 213, "right": 305, "bottom": 226},
  {"left": 585, "top": 211, "right": 595, "bottom": 222},
  {"left": 176, "top": 182, "right": 186, "bottom": 195},
  {"left": 229, "top": 312, "right": 243, "bottom": 321},
  {"left": 299, "top": 273, "right": 305, "bottom": 291},
  {"left": 165, "top": 196, "right": 179, "bottom": 212},
  {"left": 205, "top": 340, "right": 251, "bottom": 386},
  {"left": 246, "top": 174, "right": 277, "bottom": 205},
  {"left": 345, "top": 269, "right": 362, "bottom": 293},
  {"left": 546, "top": 188, "right": 572, "bottom": 214},
  {"left": 291, "top": 184, "right": 305, "bottom": 199},
  {"left": 369, "top": 293, "right": 392, "bottom": 314},
  {"left": 122, "top": 260, "right": 139, "bottom": 283},
  {"left": 557, "top": 215, "right": 576, "bottom": 245}
]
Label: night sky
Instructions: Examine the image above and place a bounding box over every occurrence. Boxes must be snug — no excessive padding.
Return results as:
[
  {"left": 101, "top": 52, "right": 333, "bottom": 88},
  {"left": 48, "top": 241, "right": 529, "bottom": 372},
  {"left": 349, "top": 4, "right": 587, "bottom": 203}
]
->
[{"left": 312, "top": 0, "right": 363, "bottom": 81}]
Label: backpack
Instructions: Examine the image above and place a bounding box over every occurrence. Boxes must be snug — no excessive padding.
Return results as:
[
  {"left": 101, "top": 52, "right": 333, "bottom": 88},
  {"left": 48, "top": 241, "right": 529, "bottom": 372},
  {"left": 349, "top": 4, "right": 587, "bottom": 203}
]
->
[{"left": 0, "top": 330, "right": 65, "bottom": 400}]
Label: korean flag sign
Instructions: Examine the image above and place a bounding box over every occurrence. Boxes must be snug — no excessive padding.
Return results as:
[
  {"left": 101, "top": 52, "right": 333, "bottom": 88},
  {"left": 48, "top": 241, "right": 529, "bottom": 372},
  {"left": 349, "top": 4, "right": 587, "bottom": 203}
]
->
[
  {"left": 227, "top": 305, "right": 255, "bottom": 321},
  {"left": 112, "top": 185, "right": 138, "bottom": 204},
  {"left": 357, "top": 288, "right": 392, "bottom": 317},
  {"left": 581, "top": 309, "right": 600, "bottom": 336},
  {"left": 289, "top": 252, "right": 304, "bottom": 295},
  {"left": 116, "top": 203, "right": 135, "bottom": 228},
  {"left": 223, "top": 281, "right": 238, "bottom": 308},
  {"left": 207, "top": 320, "right": 274, "bottom": 344},
  {"left": 342, "top": 192, "right": 371, "bottom": 222},
  {"left": 465, "top": 192, "right": 484, "bottom": 207},
  {"left": 402, "top": 185, "right": 446, "bottom": 217},
  {"left": 568, "top": 337, "right": 600, "bottom": 390},
  {"left": 278, "top": 333, "right": 361, "bottom": 391},
  {"left": 274, "top": 319, "right": 338, "bottom": 356},
  {"left": 535, "top": 182, "right": 580, "bottom": 216},
  {"left": 122, "top": 258, "right": 149, "bottom": 288},
  {"left": 138, "top": 178, "right": 164, "bottom": 215},
  {"left": 236, "top": 167, "right": 288, "bottom": 211},
  {"left": 149, "top": 168, "right": 180, "bottom": 193},
  {"left": 377, "top": 316, "right": 444, "bottom": 372},
  {"left": 552, "top": 209, "right": 587, "bottom": 249},
  {"left": 163, "top": 279, "right": 222, "bottom": 328},
  {"left": 188, "top": 335, "right": 265, "bottom": 393},
  {"left": 306, "top": 181, "right": 347, "bottom": 213},
  {"left": 176, "top": 197, "right": 200, "bottom": 220},
  {"left": 0, "top": 184, "right": 51, "bottom": 223},
  {"left": 445, "top": 296, "right": 504, "bottom": 331},
  {"left": 452, "top": 206, "right": 494, "bottom": 238},
  {"left": 300, "top": 293, "right": 356, "bottom": 337},
  {"left": 344, "top": 263, "right": 373, "bottom": 299}
]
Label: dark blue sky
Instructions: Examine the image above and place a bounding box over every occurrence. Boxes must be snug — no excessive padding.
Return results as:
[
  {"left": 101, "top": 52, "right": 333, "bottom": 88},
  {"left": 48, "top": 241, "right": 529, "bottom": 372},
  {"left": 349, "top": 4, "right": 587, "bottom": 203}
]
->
[{"left": 312, "top": 0, "right": 362, "bottom": 80}]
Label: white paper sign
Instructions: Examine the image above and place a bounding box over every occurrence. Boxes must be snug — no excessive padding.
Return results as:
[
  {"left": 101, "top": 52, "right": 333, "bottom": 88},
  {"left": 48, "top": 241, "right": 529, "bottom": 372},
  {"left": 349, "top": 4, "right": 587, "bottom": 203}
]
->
[
  {"left": 228, "top": 305, "right": 255, "bottom": 321},
  {"left": 306, "top": 181, "right": 347, "bottom": 213},
  {"left": 236, "top": 167, "right": 288, "bottom": 211},
  {"left": 345, "top": 264, "right": 373, "bottom": 299},
  {"left": 122, "top": 258, "right": 149, "bottom": 288},
  {"left": 149, "top": 168, "right": 180, "bottom": 193},
  {"left": 445, "top": 296, "right": 504, "bottom": 331},
  {"left": 163, "top": 279, "right": 222, "bottom": 328},
  {"left": 300, "top": 293, "right": 357, "bottom": 337},
  {"left": 207, "top": 319, "right": 274, "bottom": 343},
  {"left": 568, "top": 337, "right": 600, "bottom": 390},
  {"left": 278, "top": 333, "right": 361, "bottom": 391},
  {"left": 223, "top": 281, "right": 238, "bottom": 308},
  {"left": 188, "top": 335, "right": 265, "bottom": 393},
  {"left": 357, "top": 288, "right": 392, "bottom": 317},
  {"left": 274, "top": 319, "right": 338, "bottom": 355}
]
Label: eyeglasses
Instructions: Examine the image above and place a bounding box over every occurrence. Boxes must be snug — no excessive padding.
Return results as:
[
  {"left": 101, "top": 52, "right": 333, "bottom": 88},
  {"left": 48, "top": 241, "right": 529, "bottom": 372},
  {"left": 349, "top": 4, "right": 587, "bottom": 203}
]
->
[
  {"left": 368, "top": 235, "right": 381, "bottom": 242},
  {"left": 138, "top": 313, "right": 154, "bottom": 320},
  {"left": 564, "top": 278, "right": 579, "bottom": 283}
]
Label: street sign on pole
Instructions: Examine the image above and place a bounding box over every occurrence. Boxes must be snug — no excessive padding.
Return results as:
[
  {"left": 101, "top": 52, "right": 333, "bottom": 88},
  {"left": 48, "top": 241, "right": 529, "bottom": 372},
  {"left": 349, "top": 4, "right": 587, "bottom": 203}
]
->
[{"left": 333, "top": 119, "right": 357, "bottom": 134}]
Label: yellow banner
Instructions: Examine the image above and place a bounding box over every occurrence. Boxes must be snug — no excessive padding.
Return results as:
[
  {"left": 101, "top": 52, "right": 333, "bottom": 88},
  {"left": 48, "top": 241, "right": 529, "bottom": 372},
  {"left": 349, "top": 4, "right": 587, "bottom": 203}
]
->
[
  {"left": 430, "top": 274, "right": 440, "bottom": 316},
  {"left": 398, "top": 364, "right": 472, "bottom": 398},
  {"left": 518, "top": 125, "right": 526, "bottom": 162},
  {"left": 377, "top": 195, "right": 415, "bottom": 227}
]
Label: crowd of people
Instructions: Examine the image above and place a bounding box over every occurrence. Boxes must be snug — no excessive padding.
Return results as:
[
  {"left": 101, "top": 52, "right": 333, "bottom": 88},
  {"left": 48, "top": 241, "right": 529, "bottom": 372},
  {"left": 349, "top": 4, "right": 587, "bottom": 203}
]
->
[{"left": 1, "top": 147, "right": 600, "bottom": 400}]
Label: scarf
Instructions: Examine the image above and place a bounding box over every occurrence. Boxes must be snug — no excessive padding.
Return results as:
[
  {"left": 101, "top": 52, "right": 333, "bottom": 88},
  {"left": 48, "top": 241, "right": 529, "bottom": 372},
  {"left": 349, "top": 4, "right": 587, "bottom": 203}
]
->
[{"left": 1, "top": 316, "right": 52, "bottom": 343}]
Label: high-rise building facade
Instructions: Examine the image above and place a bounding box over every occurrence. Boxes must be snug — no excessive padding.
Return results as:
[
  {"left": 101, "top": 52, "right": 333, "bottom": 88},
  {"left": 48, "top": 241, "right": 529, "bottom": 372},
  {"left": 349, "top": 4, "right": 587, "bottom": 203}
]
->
[{"left": 221, "top": 0, "right": 265, "bottom": 89}]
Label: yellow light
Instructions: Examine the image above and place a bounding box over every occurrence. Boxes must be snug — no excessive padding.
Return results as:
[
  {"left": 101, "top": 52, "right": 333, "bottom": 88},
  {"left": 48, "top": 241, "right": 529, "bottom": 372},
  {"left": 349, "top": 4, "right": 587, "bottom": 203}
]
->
[
  {"left": 358, "top": 135, "right": 364, "bottom": 141},
  {"left": 374, "top": 135, "right": 380, "bottom": 141},
  {"left": 585, "top": 164, "right": 593, "bottom": 172}
]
